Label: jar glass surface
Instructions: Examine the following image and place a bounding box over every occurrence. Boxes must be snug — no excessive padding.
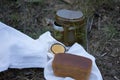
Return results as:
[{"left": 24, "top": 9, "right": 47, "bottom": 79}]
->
[{"left": 52, "top": 9, "right": 87, "bottom": 49}]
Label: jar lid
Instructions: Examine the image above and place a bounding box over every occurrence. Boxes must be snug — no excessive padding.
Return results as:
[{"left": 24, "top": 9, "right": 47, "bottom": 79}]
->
[
  {"left": 55, "top": 9, "right": 84, "bottom": 26},
  {"left": 56, "top": 9, "right": 83, "bottom": 20}
]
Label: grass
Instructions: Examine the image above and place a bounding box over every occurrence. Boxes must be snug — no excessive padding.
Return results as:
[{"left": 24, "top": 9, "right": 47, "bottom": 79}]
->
[
  {"left": 0, "top": 0, "right": 120, "bottom": 80},
  {"left": 102, "top": 24, "right": 118, "bottom": 40},
  {"left": 22, "top": 0, "right": 44, "bottom": 3}
]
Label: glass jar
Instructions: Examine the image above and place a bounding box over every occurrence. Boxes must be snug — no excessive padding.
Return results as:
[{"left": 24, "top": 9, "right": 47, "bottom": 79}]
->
[{"left": 52, "top": 9, "right": 87, "bottom": 49}]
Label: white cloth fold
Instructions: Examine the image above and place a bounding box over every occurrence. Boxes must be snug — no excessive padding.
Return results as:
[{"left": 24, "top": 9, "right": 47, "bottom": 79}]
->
[
  {"left": 0, "top": 22, "right": 103, "bottom": 80},
  {"left": 0, "top": 22, "right": 52, "bottom": 71},
  {"left": 44, "top": 43, "right": 103, "bottom": 80}
]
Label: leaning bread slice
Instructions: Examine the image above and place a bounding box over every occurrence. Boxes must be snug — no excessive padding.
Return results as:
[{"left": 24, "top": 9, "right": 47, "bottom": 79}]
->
[{"left": 51, "top": 43, "right": 66, "bottom": 54}]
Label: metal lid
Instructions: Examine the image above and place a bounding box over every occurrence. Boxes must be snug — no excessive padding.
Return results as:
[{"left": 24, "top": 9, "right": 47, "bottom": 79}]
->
[
  {"left": 55, "top": 9, "right": 84, "bottom": 26},
  {"left": 56, "top": 9, "right": 83, "bottom": 20}
]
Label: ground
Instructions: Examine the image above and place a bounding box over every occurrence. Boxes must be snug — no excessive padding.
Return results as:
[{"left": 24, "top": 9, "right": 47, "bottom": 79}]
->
[{"left": 0, "top": 0, "right": 120, "bottom": 80}]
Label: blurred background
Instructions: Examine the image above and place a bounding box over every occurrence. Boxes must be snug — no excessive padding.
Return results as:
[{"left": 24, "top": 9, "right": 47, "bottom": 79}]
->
[{"left": 0, "top": 0, "right": 120, "bottom": 80}]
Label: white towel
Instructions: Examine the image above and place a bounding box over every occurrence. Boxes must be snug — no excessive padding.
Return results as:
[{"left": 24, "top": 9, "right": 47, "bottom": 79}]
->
[
  {"left": 0, "top": 22, "right": 103, "bottom": 80},
  {"left": 0, "top": 22, "right": 55, "bottom": 71}
]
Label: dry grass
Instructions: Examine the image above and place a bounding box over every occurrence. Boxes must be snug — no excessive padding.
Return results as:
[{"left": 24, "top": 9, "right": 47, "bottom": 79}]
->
[{"left": 0, "top": 0, "right": 120, "bottom": 80}]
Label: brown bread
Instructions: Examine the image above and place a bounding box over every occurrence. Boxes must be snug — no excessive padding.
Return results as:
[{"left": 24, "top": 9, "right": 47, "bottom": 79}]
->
[
  {"left": 52, "top": 53, "right": 92, "bottom": 80},
  {"left": 51, "top": 43, "right": 66, "bottom": 54}
]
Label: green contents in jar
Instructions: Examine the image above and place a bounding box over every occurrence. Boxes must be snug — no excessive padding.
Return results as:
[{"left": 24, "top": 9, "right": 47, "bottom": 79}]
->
[{"left": 52, "top": 9, "right": 87, "bottom": 49}]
